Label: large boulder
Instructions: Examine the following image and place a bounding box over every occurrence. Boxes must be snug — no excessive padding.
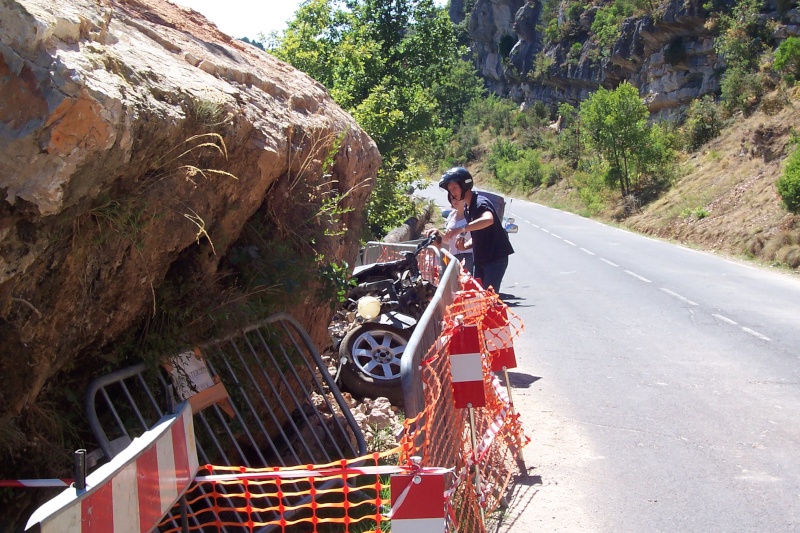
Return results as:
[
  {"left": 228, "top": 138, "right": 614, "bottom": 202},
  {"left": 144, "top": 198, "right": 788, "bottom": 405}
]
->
[{"left": 0, "top": 0, "right": 380, "bottom": 519}]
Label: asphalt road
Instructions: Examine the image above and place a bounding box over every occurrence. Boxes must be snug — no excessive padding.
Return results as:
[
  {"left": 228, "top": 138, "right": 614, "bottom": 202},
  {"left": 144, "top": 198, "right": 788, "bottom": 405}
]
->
[{"left": 420, "top": 187, "right": 800, "bottom": 532}]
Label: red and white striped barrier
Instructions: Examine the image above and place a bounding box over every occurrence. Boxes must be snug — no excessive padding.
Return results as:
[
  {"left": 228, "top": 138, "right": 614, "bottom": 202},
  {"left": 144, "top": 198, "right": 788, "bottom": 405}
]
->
[
  {"left": 26, "top": 402, "right": 198, "bottom": 533},
  {"left": 449, "top": 323, "right": 485, "bottom": 408},
  {"left": 0, "top": 479, "right": 72, "bottom": 488},
  {"left": 483, "top": 303, "right": 517, "bottom": 372},
  {"left": 390, "top": 471, "right": 445, "bottom": 532}
]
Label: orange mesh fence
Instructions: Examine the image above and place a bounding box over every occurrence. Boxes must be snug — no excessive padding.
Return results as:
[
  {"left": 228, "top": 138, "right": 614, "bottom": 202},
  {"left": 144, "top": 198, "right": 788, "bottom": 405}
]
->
[{"left": 161, "top": 272, "right": 527, "bottom": 532}]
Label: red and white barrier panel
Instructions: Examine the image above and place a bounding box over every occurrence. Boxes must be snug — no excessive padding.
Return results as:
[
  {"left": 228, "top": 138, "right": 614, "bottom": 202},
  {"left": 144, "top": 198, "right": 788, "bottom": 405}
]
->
[
  {"left": 0, "top": 479, "right": 72, "bottom": 488},
  {"left": 483, "top": 303, "right": 517, "bottom": 372},
  {"left": 449, "top": 323, "right": 486, "bottom": 408},
  {"left": 26, "top": 402, "right": 198, "bottom": 533},
  {"left": 390, "top": 472, "right": 445, "bottom": 533}
]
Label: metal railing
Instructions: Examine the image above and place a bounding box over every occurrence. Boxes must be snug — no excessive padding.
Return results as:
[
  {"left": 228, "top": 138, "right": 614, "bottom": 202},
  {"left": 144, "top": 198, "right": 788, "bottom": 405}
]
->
[
  {"left": 84, "top": 313, "right": 366, "bottom": 531},
  {"left": 400, "top": 249, "right": 459, "bottom": 418}
]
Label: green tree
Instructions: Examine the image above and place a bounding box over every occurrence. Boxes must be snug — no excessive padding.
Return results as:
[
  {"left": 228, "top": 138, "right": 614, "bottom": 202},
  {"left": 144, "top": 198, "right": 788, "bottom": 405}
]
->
[
  {"left": 774, "top": 36, "right": 800, "bottom": 82},
  {"left": 274, "top": 0, "right": 484, "bottom": 237},
  {"left": 777, "top": 139, "right": 800, "bottom": 213},
  {"left": 579, "top": 82, "right": 649, "bottom": 196},
  {"left": 714, "top": 0, "right": 769, "bottom": 114}
]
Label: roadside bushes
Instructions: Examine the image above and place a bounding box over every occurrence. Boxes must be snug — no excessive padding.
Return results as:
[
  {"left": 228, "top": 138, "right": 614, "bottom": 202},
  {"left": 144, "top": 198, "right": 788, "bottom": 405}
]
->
[
  {"left": 684, "top": 95, "right": 723, "bottom": 150},
  {"left": 777, "top": 136, "right": 800, "bottom": 213},
  {"left": 486, "top": 140, "right": 549, "bottom": 191}
]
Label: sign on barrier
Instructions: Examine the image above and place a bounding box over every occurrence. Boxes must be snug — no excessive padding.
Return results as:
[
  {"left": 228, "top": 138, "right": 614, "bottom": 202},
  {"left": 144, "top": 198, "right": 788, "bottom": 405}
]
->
[
  {"left": 390, "top": 472, "right": 445, "bottom": 533},
  {"left": 448, "top": 323, "right": 486, "bottom": 408},
  {"left": 484, "top": 304, "right": 517, "bottom": 372},
  {"left": 26, "top": 402, "right": 198, "bottom": 533}
]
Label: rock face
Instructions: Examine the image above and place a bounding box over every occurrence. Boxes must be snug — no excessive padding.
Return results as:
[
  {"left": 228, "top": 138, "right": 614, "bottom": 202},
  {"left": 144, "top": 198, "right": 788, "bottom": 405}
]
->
[
  {"left": 463, "top": 0, "right": 800, "bottom": 116},
  {"left": 468, "top": 0, "right": 527, "bottom": 94},
  {"left": 0, "top": 0, "right": 380, "bottom": 502}
]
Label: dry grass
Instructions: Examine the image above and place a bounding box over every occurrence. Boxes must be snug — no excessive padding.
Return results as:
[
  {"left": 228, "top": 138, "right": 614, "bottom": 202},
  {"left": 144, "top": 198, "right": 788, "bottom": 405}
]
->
[{"left": 616, "top": 90, "right": 800, "bottom": 269}]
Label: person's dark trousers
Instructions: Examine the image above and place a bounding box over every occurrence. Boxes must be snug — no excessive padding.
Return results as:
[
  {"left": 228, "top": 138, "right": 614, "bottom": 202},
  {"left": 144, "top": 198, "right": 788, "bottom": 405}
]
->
[{"left": 473, "top": 256, "right": 509, "bottom": 293}]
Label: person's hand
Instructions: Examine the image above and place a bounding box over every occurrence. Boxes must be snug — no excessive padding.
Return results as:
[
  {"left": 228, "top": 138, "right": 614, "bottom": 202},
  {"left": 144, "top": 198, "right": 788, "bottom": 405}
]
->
[
  {"left": 425, "top": 228, "right": 443, "bottom": 247},
  {"left": 443, "top": 228, "right": 459, "bottom": 242}
]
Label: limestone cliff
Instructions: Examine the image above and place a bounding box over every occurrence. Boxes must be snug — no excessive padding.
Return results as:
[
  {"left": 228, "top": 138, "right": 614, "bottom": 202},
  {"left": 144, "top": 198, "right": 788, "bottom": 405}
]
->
[
  {"left": 458, "top": 0, "right": 800, "bottom": 116},
  {"left": 0, "top": 0, "right": 379, "bottom": 518}
]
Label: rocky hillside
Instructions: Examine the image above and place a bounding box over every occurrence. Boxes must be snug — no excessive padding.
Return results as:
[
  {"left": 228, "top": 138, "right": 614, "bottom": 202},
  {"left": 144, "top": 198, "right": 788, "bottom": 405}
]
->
[
  {"left": 1, "top": 0, "right": 379, "bottom": 523},
  {"left": 625, "top": 91, "right": 800, "bottom": 268},
  {"left": 453, "top": 0, "right": 800, "bottom": 116}
]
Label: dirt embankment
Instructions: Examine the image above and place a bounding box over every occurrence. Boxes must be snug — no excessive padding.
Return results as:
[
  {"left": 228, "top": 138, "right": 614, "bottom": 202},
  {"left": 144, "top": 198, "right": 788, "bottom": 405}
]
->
[{"left": 534, "top": 91, "right": 800, "bottom": 272}]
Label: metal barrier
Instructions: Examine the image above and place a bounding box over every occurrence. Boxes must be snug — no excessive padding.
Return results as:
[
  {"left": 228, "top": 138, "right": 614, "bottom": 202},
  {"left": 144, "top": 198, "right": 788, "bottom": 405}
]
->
[
  {"left": 400, "top": 249, "right": 459, "bottom": 418},
  {"left": 357, "top": 239, "right": 424, "bottom": 266},
  {"left": 84, "top": 312, "right": 366, "bottom": 531}
]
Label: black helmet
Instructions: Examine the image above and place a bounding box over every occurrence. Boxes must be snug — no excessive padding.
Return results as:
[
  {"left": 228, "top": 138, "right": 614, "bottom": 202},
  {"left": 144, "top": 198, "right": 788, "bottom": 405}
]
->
[{"left": 438, "top": 167, "right": 474, "bottom": 192}]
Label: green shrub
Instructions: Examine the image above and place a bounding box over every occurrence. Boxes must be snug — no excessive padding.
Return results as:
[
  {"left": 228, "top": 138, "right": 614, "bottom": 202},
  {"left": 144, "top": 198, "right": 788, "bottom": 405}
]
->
[
  {"left": 720, "top": 66, "right": 764, "bottom": 115},
  {"left": 568, "top": 42, "right": 583, "bottom": 64},
  {"left": 493, "top": 149, "right": 546, "bottom": 191},
  {"left": 684, "top": 95, "right": 722, "bottom": 150},
  {"left": 591, "top": 4, "right": 625, "bottom": 53},
  {"left": 774, "top": 36, "right": 800, "bottom": 83},
  {"left": 777, "top": 142, "right": 800, "bottom": 213}
]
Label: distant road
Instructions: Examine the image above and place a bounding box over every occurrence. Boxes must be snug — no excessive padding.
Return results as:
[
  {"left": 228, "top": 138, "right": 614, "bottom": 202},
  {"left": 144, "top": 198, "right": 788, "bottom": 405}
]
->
[{"left": 419, "top": 186, "right": 800, "bottom": 531}]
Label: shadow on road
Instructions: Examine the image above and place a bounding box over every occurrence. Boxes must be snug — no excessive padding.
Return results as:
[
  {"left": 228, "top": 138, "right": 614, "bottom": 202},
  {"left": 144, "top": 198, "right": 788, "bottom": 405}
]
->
[
  {"left": 498, "top": 292, "right": 532, "bottom": 308},
  {"left": 504, "top": 372, "right": 541, "bottom": 388},
  {"left": 488, "top": 471, "right": 543, "bottom": 532}
]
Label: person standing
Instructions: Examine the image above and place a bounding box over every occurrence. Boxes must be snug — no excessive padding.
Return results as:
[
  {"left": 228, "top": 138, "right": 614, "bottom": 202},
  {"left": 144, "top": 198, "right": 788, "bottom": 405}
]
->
[
  {"left": 436, "top": 167, "right": 514, "bottom": 292},
  {"left": 443, "top": 191, "right": 474, "bottom": 273}
]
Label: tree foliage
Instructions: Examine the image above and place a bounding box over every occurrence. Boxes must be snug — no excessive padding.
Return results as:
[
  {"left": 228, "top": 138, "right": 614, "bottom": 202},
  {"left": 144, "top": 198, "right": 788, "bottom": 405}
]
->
[
  {"left": 774, "top": 36, "right": 800, "bottom": 83},
  {"left": 579, "top": 82, "right": 649, "bottom": 196},
  {"left": 777, "top": 138, "right": 800, "bottom": 213},
  {"left": 272, "top": 0, "right": 484, "bottom": 237},
  {"left": 579, "top": 82, "right": 676, "bottom": 197}
]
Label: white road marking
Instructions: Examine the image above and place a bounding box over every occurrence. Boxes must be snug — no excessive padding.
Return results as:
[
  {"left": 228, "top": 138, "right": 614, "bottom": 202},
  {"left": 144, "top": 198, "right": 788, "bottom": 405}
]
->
[
  {"left": 541, "top": 228, "right": 550, "bottom": 234},
  {"left": 625, "top": 270, "right": 652, "bottom": 283},
  {"left": 713, "top": 314, "right": 738, "bottom": 325},
  {"left": 564, "top": 240, "right": 577, "bottom": 246},
  {"left": 660, "top": 288, "right": 698, "bottom": 306},
  {"left": 551, "top": 234, "right": 562, "bottom": 239},
  {"left": 580, "top": 248, "right": 595, "bottom": 255},
  {"left": 742, "top": 327, "right": 771, "bottom": 341},
  {"left": 600, "top": 258, "right": 619, "bottom": 267}
]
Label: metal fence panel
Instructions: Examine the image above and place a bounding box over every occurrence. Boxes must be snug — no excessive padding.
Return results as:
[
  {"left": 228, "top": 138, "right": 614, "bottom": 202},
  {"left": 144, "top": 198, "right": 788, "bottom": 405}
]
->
[{"left": 84, "top": 312, "right": 366, "bottom": 531}]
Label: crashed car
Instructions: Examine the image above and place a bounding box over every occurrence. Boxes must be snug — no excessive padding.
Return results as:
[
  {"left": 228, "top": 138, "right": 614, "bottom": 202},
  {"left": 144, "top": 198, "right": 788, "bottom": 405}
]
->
[{"left": 328, "top": 236, "right": 438, "bottom": 405}]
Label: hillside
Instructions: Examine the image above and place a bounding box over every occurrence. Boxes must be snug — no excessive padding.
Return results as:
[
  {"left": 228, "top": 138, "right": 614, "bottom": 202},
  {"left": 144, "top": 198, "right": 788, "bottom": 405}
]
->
[{"left": 505, "top": 89, "right": 800, "bottom": 271}]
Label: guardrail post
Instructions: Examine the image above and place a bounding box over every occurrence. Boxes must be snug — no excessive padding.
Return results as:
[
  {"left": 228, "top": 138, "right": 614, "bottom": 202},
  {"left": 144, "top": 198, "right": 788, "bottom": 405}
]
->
[{"left": 73, "top": 449, "right": 86, "bottom": 491}]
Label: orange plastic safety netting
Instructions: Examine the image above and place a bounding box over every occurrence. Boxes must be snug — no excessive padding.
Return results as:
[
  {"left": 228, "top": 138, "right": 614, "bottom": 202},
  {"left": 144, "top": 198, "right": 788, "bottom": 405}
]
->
[{"left": 160, "top": 270, "right": 528, "bottom": 532}]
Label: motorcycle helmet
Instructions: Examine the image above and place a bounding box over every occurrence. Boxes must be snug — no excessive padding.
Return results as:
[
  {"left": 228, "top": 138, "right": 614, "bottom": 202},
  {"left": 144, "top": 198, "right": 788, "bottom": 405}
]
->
[{"left": 438, "top": 167, "right": 474, "bottom": 200}]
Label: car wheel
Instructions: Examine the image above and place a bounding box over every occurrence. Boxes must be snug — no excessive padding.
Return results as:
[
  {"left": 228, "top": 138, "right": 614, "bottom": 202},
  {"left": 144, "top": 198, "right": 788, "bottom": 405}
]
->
[{"left": 339, "top": 323, "right": 411, "bottom": 405}]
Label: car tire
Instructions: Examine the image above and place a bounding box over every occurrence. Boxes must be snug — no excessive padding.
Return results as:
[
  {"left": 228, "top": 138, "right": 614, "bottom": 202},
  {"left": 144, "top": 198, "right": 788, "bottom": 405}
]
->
[{"left": 339, "top": 323, "right": 411, "bottom": 405}]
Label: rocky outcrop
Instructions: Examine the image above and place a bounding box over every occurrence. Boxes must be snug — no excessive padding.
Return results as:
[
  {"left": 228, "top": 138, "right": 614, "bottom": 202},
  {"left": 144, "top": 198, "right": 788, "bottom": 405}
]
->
[
  {"left": 0, "top": 0, "right": 380, "bottom": 494},
  {"left": 463, "top": 0, "right": 799, "bottom": 116},
  {"left": 468, "top": 0, "right": 526, "bottom": 93}
]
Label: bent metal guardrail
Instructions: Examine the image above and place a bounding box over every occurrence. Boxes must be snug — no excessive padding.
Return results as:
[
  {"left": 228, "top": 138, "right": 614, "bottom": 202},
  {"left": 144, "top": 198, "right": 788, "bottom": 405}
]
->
[{"left": 400, "top": 248, "right": 459, "bottom": 419}]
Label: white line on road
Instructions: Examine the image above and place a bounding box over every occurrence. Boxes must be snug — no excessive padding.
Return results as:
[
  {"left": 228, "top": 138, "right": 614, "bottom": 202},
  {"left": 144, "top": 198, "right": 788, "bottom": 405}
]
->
[
  {"left": 551, "top": 234, "right": 562, "bottom": 239},
  {"left": 564, "top": 240, "right": 577, "bottom": 246},
  {"left": 742, "top": 327, "right": 771, "bottom": 341},
  {"left": 600, "top": 258, "right": 619, "bottom": 267},
  {"left": 624, "top": 270, "right": 652, "bottom": 283},
  {"left": 580, "top": 248, "right": 595, "bottom": 255},
  {"left": 660, "top": 288, "right": 698, "bottom": 306},
  {"left": 712, "top": 314, "right": 738, "bottom": 325},
  {"left": 541, "top": 228, "right": 550, "bottom": 234}
]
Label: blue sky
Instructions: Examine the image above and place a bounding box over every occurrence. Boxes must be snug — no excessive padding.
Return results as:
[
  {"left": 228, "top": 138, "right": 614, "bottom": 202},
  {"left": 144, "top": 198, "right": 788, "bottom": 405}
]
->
[{"left": 172, "top": 0, "right": 448, "bottom": 41}]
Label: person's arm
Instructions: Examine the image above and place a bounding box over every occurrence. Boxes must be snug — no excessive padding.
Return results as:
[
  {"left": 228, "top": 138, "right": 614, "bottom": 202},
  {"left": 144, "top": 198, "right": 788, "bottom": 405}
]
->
[{"left": 444, "top": 210, "right": 492, "bottom": 241}]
